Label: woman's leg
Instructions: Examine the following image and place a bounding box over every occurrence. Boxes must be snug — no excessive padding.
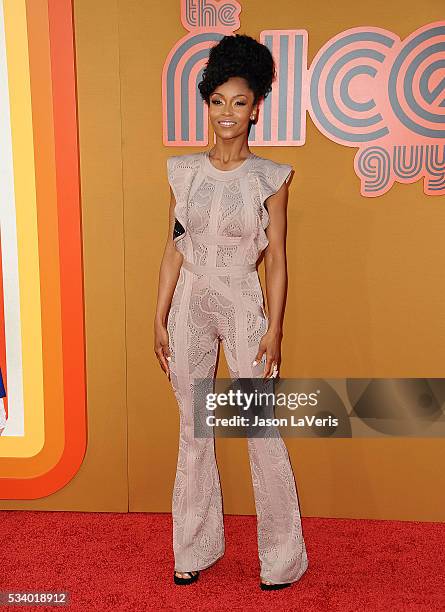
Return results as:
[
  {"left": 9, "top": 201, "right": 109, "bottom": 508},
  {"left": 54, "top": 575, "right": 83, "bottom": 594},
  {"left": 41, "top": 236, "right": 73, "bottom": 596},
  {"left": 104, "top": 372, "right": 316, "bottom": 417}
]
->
[
  {"left": 247, "top": 436, "right": 309, "bottom": 584},
  {"left": 167, "top": 277, "right": 225, "bottom": 573},
  {"left": 220, "top": 300, "right": 309, "bottom": 585}
]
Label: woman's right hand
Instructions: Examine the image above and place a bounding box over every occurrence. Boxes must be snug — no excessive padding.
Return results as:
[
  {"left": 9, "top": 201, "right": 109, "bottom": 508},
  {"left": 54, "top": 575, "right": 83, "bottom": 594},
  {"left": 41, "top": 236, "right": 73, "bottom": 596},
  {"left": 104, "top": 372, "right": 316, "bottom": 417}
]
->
[{"left": 154, "top": 320, "right": 172, "bottom": 380}]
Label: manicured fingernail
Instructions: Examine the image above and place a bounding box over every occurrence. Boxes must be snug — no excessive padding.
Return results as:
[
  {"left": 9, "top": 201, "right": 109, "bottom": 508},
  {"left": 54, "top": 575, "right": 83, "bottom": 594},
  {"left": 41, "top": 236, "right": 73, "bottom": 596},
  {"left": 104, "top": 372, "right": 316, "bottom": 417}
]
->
[{"left": 252, "top": 360, "right": 258, "bottom": 366}]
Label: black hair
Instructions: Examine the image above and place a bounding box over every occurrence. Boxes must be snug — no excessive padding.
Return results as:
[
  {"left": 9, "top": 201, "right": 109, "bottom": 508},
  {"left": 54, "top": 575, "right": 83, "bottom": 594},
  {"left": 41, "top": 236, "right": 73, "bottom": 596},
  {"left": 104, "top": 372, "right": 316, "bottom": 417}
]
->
[{"left": 198, "top": 34, "right": 276, "bottom": 106}]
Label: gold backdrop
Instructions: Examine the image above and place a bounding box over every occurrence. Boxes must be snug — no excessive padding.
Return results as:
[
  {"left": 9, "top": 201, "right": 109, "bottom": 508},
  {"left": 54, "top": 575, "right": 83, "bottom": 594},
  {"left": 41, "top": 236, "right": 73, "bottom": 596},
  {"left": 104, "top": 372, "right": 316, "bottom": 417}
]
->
[{"left": 1, "top": 0, "right": 444, "bottom": 521}]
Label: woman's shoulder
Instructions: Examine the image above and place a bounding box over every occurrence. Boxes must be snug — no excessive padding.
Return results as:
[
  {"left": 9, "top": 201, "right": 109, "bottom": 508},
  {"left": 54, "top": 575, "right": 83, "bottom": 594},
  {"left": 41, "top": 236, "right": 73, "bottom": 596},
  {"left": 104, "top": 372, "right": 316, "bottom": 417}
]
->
[
  {"left": 166, "top": 152, "right": 203, "bottom": 206},
  {"left": 249, "top": 153, "right": 293, "bottom": 192},
  {"left": 250, "top": 153, "right": 292, "bottom": 174},
  {"left": 166, "top": 151, "right": 203, "bottom": 173}
]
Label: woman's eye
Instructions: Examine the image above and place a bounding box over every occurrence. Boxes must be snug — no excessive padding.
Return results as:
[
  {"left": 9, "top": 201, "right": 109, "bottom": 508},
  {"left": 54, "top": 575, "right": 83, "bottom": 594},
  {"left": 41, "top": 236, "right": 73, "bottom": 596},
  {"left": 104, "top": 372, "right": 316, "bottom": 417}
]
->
[{"left": 211, "top": 99, "right": 246, "bottom": 106}]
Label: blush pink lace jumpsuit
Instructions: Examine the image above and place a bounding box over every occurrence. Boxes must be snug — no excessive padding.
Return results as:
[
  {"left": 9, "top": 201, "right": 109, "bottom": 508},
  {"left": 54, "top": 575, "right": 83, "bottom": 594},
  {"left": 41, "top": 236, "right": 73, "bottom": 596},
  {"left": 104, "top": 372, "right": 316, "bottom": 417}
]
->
[{"left": 166, "top": 151, "right": 309, "bottom": 585}]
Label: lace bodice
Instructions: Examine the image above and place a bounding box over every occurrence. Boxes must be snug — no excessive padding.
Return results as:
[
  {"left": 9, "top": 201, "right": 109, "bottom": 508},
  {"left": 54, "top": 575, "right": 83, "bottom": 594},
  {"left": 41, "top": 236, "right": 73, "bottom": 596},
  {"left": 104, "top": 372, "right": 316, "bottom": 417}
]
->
[{"left": 167, "top": 151, "right": 293, "bottom": 268}]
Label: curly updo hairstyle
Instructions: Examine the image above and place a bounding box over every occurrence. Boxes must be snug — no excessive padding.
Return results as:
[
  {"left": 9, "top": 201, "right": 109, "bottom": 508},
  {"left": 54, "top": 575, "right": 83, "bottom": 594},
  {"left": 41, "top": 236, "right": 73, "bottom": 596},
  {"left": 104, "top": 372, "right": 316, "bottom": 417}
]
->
[{"left": 198, "top": 34, "right": 276, "bottom": 107}]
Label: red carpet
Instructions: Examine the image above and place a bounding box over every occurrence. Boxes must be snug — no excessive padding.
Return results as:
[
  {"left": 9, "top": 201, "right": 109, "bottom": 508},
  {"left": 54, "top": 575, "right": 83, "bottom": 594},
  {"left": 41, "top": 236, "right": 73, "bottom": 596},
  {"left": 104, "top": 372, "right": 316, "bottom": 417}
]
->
[{"left": 1, "top": 511, "right": 444, "bottom": 611}]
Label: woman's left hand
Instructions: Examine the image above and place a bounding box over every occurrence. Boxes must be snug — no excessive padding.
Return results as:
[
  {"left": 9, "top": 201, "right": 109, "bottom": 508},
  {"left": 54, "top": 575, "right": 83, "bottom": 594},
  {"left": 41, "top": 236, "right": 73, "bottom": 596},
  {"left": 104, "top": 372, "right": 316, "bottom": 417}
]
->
[{"left": 252, "top": 328, "right": 282, "bottom": 378}]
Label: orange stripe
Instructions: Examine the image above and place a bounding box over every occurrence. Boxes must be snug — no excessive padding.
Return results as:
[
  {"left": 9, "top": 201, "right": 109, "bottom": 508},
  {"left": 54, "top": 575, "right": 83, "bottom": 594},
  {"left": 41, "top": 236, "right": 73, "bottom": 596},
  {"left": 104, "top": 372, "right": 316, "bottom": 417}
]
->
[
  {"left": 45, "top": 0, "right": 87, "bottom": 494},
  {"left": 24, "top": 0, "right": 65, "bottom": 471}
]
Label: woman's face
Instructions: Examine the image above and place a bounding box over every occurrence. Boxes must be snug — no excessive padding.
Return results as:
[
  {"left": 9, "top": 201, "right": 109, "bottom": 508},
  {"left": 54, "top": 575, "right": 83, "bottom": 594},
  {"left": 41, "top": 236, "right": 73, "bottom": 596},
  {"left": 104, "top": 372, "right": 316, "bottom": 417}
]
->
[{"left": 208, "top": 77, "right": 257, "bottom": 141}]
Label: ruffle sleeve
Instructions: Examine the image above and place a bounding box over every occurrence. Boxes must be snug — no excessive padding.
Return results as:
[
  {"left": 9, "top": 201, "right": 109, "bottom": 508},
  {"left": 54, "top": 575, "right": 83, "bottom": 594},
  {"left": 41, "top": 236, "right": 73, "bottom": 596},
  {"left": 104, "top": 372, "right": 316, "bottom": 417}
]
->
[
  {"left": 255, "top": 159, "right": 293, "bottom": 232},
  {"left": 166, "top": 154, "right": 200, "bottom": 244}
]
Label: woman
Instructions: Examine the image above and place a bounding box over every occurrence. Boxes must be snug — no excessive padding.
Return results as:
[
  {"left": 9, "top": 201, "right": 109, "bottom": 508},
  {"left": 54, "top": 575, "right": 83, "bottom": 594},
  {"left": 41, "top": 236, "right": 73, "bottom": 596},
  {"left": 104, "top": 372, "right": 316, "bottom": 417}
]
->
[{"left": 154, "top": 34, "right": 308, "bottom": 590}]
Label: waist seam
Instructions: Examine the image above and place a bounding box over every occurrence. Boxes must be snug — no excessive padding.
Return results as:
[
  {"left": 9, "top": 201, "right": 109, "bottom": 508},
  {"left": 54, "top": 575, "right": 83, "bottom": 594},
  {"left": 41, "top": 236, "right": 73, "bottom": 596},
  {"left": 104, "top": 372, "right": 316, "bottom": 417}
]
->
[{"left": 182, "top": 259, "right": 256, "bottom": 276}]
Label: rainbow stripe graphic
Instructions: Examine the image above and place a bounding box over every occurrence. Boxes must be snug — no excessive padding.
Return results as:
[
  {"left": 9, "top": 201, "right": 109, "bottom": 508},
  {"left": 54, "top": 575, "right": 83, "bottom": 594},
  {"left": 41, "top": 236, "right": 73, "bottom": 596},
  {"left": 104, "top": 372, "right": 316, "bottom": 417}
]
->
[{"left": 0, "top": 0, "right": 86, "bottom": 498}]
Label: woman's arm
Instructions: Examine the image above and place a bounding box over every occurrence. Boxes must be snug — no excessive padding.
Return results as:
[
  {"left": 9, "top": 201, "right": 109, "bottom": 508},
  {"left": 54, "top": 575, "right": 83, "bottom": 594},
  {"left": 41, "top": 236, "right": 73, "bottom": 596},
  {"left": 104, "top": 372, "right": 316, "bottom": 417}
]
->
[
  {"left": 253, "top": 180, "right": 289, "bottom": 378},
  {"left": 264, "top": 180, "right": 288, "bottom": 333},
  {"left": 154, "top": 186, "right": 184, "bottom": 378}
]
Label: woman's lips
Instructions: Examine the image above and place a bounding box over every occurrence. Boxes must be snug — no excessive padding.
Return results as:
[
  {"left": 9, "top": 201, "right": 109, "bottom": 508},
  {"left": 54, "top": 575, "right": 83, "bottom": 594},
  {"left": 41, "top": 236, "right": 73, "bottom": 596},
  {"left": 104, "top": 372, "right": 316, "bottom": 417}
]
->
[{"left": 219, "top": 121, "right": 236, "bottom": 127}]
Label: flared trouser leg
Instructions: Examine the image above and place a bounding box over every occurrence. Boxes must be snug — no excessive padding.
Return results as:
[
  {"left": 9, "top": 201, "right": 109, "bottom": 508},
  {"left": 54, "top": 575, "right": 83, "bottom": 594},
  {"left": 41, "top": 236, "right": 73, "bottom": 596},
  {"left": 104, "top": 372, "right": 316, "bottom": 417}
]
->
[
  {"left": 166, "top": 269, "right": 308, "bottom": 582},
  {"left": 247, "top": 436, "right": 309, "bottom": 584},
  {"left": 220, "top": 274, "right": 309, "bottom": 584},
  {"left": 167, "top": 280, "right": 225, "bottom": 573},
  {"left": 171, "top": 389, "right": 225, "bottom": 572}
]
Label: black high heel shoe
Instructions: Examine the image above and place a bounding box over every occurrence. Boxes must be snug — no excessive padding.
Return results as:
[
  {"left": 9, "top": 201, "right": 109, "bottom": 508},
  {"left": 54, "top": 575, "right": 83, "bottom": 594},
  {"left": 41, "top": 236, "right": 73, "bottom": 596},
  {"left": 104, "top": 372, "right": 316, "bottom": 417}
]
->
[
  {"left": 173, "top": 570, "right": 200, "bottom": 585},
  {"left": 260, "top": 580, "right": 292, "bottom": 591}
]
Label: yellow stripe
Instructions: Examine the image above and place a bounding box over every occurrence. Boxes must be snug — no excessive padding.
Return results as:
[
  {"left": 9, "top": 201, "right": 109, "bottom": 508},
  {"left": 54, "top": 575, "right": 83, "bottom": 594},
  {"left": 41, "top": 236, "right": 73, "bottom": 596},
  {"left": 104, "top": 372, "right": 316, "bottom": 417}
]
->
[{"left": 3, "top": 0, "right": 45, "bottom": 455}]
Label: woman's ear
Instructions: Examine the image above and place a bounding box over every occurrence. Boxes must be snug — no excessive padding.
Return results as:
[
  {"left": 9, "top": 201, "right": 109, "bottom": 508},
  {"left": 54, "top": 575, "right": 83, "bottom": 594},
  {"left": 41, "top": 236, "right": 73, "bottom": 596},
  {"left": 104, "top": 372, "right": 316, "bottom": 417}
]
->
[{"left": 250, "top": 103, "right": 259, "bottom": 124}]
